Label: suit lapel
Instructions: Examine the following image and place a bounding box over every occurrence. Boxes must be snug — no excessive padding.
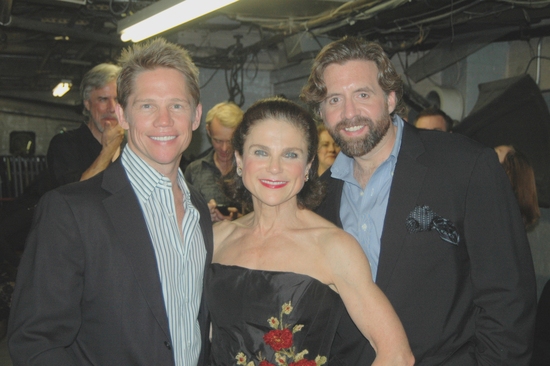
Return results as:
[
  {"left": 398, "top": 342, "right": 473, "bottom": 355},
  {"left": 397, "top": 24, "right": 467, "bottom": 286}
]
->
[
  {"left": 101, "top": 161, "right": 172, "bottom": 339},
  {"left": 376, "top": 124, "right": 427, "bottom": 291}
]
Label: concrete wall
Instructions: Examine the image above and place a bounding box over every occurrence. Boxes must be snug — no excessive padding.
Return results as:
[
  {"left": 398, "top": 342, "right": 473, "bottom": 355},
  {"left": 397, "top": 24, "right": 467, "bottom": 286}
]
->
[{"left": 0, "top": 98, "right": 81, "bottom": 156}]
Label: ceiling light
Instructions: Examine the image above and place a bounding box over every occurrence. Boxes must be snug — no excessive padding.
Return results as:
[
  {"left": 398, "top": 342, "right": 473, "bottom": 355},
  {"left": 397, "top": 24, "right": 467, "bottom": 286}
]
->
[
  {"left": 52, "top": 80, "right": 72, "bottom": 97},
  {"left": 118, "top": 0, "right": 240, "bottom": 43}
]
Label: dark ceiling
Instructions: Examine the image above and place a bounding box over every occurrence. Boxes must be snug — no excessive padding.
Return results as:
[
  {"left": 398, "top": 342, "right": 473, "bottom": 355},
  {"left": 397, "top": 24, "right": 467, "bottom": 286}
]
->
[{"left": 1, "top": 0, "right": 550, "bottom": 107}]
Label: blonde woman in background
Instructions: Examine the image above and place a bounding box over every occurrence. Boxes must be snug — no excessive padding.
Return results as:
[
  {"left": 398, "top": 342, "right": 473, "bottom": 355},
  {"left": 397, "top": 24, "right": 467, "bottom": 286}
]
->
[{"left": 317, "top": 124, "right": 340, "bottom": 176}]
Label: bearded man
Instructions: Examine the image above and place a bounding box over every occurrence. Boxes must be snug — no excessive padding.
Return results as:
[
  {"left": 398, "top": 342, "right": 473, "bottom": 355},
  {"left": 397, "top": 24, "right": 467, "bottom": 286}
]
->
[{"left": 301, "top": 37, "right": 537, "bottom": 366}]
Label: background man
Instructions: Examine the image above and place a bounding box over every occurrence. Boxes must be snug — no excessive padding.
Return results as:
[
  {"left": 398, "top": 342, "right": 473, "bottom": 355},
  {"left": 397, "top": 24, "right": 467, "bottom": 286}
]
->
[
  {"left": 301, "top": 37, "right": 536, "bottom": 365},
  {"left": 47, "top": 63, "right": 125, "bottom": 188},
  {"left": 8, "top": 38, "right": 213, "bottom": 365},
  {"left": 414, "top": 106, "right": 454, "bottom": 132},
  {"left": 185, "top": 101, "right": 243, "bottom": 222}
]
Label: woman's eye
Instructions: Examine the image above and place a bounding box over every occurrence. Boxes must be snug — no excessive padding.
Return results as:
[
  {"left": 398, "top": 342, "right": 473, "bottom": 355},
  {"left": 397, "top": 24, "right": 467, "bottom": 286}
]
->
[
  {"left": 254, "top": 150, "right": 267, "bottom": 157},
  {"left": 285, "top": 152, "right": 298, "bottom": 159}
]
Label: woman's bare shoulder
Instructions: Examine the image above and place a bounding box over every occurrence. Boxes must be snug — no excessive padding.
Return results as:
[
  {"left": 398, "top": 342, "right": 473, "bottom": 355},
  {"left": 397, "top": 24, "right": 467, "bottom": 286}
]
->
[{"left": 307, "top": 219, "right": 368, "bottom": 268}]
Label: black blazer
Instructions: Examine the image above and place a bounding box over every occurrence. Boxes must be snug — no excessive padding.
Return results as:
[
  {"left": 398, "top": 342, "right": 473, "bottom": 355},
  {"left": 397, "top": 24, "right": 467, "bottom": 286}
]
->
[
  {"left": 317, "top": 123, "right": 537, "bottom": 365},
  {"left": 8, "top": 159, "right": 213, "bottom": 365}
]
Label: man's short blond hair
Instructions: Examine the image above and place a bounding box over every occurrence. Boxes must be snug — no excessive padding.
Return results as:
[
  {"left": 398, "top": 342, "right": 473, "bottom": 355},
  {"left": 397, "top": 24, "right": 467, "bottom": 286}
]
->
[{"left": 205, "top": 102, "right": 243, "bottom": 129}]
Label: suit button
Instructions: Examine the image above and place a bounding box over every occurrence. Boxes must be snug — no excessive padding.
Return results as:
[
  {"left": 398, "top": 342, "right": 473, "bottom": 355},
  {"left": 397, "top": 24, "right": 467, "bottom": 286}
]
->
[{"left": 164, "top": 341, "right": 172, "bottom": 350}]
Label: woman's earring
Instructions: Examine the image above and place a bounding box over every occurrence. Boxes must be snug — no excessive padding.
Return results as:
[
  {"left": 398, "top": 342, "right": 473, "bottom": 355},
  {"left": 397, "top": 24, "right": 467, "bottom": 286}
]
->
[
  {"left": 305, "top": 172, "right": 309, "bottom": 182},
  {"left": 237, "top": 166, "right": 243, "bottom": 176}
]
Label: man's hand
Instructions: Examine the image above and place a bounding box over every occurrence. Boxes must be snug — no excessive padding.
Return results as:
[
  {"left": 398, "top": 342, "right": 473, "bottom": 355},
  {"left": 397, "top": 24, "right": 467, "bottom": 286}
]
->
[
  {"left": 80, "top": 120, "right": 125, "bottom": 181},
  {"left": 208, "top": 199, "right": 239, "bottom": 223},
  {"left": 101, "top": 120, "right": 125, "bottom": 162}
]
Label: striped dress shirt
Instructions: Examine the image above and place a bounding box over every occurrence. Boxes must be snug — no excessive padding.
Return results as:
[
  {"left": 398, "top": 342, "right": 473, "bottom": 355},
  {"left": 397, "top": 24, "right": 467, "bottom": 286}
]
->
[{"left": 122, "top": 147, "right": 206, "bottom": 366}]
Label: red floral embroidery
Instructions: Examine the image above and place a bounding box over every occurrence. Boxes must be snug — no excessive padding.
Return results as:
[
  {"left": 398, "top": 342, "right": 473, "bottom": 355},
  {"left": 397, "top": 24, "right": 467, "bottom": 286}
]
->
[
  {"left": 263, "top": 328, "right": 293, "bottom": 351},
  {"left": 235, "top": 301, "right": 326, "bottom": 366}
]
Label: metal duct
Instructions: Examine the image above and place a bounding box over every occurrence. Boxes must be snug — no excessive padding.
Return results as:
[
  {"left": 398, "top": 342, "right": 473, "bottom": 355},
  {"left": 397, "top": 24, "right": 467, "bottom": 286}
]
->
[{"left": 0, "top": 0, "right": 13, "bottom": 26}]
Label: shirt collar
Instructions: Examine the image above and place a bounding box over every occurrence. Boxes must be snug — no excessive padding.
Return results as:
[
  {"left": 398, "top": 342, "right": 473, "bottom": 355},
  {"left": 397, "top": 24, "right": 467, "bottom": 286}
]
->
[
  {"left": 202, "top": 149, "right": 217, "bottom": 167},
  {"left": 121, "top": 145, "right": 189, "bottom": 202},
  {"left": 330, "top": 115, "right": 404, "bottom": 182}
]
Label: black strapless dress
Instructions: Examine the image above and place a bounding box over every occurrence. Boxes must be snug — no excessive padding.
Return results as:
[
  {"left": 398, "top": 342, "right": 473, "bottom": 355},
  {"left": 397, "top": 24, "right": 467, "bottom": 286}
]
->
[{"left": 206, "top": 263, "right": 347, "bottom": 366}]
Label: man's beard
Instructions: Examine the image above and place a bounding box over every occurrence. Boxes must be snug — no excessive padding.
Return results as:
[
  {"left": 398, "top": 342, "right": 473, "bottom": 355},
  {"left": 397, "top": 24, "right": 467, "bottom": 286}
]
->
[
  {"left": 328, "top": 109, "right": 392, "bottom": 157},
  {"left": 91, "top": 114, "right": 117, "bottom": 133},
  {"left": 92, "top": 117, "right": 105, "bottom": 133}
]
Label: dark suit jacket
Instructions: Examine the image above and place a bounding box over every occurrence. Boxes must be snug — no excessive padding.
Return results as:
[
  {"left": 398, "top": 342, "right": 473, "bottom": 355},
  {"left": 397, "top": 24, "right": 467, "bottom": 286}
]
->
[
  {"left": 8, "top": 159, "right": 213, "bottom": 365},
  {"left": 317, "top": 123, "right": 537, "bottom": 365}
]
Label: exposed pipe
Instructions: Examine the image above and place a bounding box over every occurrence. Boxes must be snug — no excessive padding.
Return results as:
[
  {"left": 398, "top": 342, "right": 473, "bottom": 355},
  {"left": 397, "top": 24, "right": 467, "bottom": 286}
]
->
[
  {"left": 537, "top": 37, "right": 543, "bottom": 85},
  {"left": 6, "top": 16, "right": 123, "bottom": 47},
  {"left": 0, "top": 0, "right": 13, "bottom": 26}
]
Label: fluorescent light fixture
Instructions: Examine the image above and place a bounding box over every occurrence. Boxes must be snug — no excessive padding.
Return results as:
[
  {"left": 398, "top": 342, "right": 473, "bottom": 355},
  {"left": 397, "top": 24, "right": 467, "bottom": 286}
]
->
[
  {"left": 52, "top": 80, "right": 72, "bottom": 97},
  {"left": 118, "top": 0, "right": 240, "bottom": 43},
  {"left": 56, "top": 0, "right": 86, "bottom": 4}
]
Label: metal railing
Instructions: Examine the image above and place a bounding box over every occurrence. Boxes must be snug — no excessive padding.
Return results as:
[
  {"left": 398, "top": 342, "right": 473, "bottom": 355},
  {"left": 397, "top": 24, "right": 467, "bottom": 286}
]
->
[{"left": 1, "top": 155, "right": 48, "bottom": 199}]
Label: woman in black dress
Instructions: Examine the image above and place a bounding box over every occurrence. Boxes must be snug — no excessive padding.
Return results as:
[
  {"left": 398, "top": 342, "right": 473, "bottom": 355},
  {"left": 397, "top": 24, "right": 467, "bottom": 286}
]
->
[{"left": 206, "top": 97, "right": 413, "bottom": 366}]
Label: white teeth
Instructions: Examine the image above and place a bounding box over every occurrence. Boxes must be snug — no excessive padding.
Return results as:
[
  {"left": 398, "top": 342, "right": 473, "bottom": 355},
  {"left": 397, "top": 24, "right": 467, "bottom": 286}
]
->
[
  {"left": 344, "top": 125, "right": 362, "bottom": 132},
  {"left": 151, "top": 136, "right": 176, "bottom": 141},
  {"left": 261, "top": 180, "right": 285, "bottom": 185}
]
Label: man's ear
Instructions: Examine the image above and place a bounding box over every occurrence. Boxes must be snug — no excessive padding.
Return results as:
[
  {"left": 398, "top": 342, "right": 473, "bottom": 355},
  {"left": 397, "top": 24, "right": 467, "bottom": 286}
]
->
[
  {"left": 83, "top": 99, "right": 91, "bottom": 114},
  {"left": 387, "top": 91, "right": 397, "bottom": 115},
  {"left": 192, "top": 103, "right": 202, "bottom": 131},
  {"left": 115, "top": 104, "right": 129, "bottom": 130}
]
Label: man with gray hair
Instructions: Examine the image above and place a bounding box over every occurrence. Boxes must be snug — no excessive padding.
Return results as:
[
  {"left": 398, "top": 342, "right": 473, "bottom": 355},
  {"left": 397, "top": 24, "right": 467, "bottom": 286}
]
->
[{"left": 47, "top": 63, "right": 125, "bottom": 188}]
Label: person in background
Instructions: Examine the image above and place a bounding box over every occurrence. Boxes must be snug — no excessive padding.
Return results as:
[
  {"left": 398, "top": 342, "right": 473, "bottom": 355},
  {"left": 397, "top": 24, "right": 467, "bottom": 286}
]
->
[
  {"left": 47, "top": 63, "right": 125, "bottom": 188},
  {"left": 8, "top": 38, "right": 213, "bottom": 365},
  {"left": 185, "top": 102, "right": 243, "bottom": 222},
  {"left": 413, "top": 106, "right": 453, "bottom": 132},
  {"left": 207, "top": 97, "right": 414, "bottom": 366},
  {"left": 4, "top": 65, "right": 124, "bottom": 340},
  {"left": 495, "top": 145, "right": 540, "bottom": 229},
  {"left": 317, "top": 124, "right": 340, "bottom": 176},
  {"left": 492, "top": 145, "right": 544, "bottom": 366},
  {"left": 301, "top": 36, "right": 536, "bottom": 365}
]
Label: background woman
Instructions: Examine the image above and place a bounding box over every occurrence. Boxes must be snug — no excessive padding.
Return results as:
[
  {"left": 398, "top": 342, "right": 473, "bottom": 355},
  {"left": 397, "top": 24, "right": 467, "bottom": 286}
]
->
[
  {"left": 317, "top": 124, "right": 340, "bottom": 176},
  {"left": 495, "top": 145, "right": 547, "bottom": 366},
  {"left": 206, "top": 97, "right": 413, "bottom": 366},
  {"left": 494, "top": 145, "right": 540, "bottom": 229}
]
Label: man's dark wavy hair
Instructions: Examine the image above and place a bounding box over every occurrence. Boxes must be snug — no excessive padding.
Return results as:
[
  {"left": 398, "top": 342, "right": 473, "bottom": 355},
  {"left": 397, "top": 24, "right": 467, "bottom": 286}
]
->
[{"left": 300, "top": 36, "right": 404, "bottom": 116}]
